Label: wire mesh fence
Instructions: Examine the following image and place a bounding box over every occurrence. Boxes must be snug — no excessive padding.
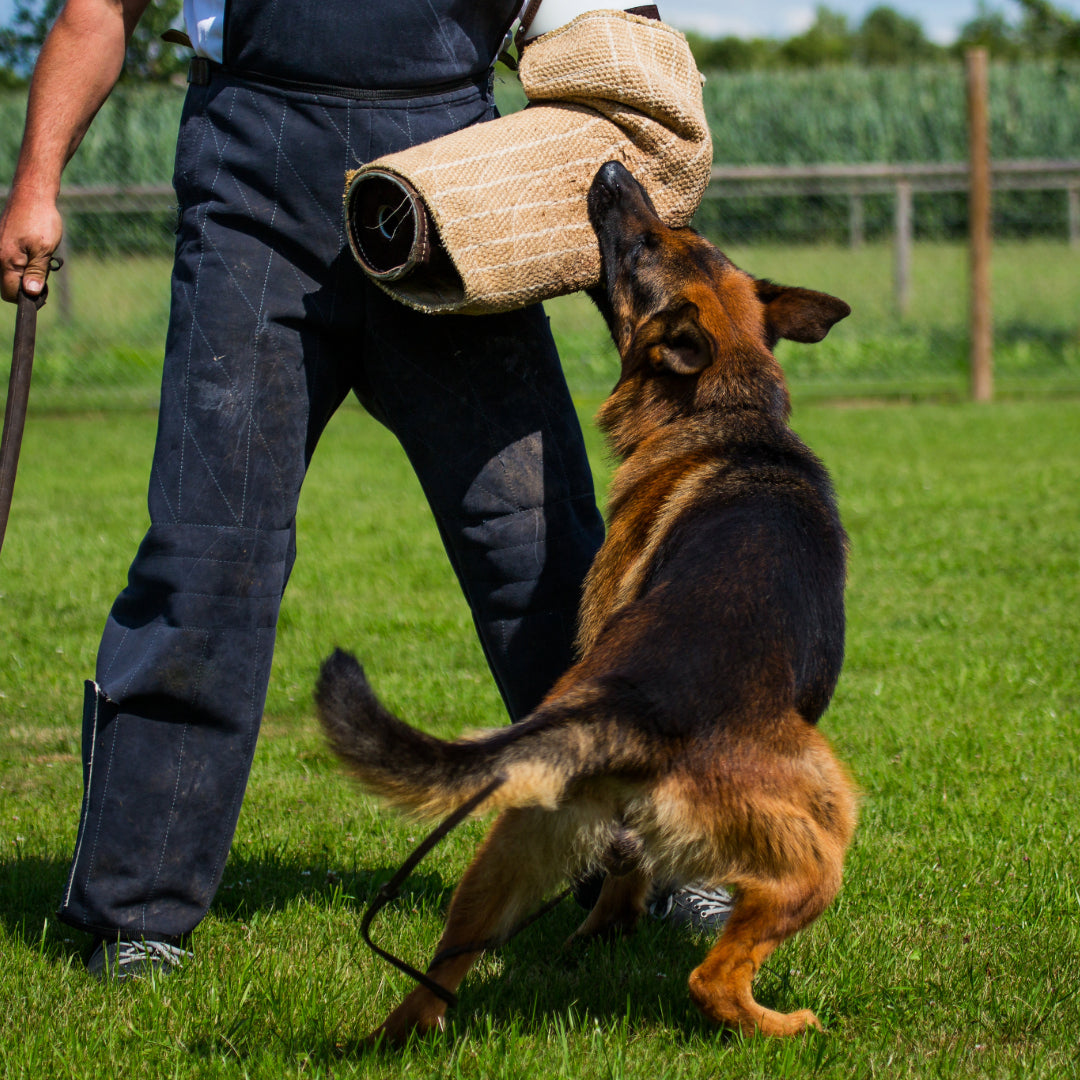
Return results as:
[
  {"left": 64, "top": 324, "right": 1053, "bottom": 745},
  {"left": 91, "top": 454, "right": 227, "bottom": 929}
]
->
[{"left": 1, "top": 60, "right": 1078, "bottom": 407}]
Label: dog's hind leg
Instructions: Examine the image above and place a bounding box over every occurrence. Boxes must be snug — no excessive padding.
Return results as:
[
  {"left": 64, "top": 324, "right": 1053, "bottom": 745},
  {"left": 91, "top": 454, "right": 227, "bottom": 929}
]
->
[
  {"left": 687, "top": 871, "right": 835, "bottom": 1037},
  {"left": 372, "top": 806, "right": 572, "bottom": 1046}
]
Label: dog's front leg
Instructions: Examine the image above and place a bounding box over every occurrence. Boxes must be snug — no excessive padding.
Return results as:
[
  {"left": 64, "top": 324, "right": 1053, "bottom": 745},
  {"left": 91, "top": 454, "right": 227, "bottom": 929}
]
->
[
  {"left": 687, "top": 869, "right": 839, "bottom": 1037},
  {"left": 370, "top": 807, "right": 568, "bottom": 1046},
  {"left": 373, "top": 955, "right": 478, "bottom": 1047},
  {"left": 570, "top": 866, "right": 651, "bottom": 942}
]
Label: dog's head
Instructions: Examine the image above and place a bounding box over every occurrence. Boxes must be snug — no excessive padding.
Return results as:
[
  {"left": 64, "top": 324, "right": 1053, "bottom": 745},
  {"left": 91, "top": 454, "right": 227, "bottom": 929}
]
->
[{"left": 586, "top": 162, "right": 850, "bottom": 452}]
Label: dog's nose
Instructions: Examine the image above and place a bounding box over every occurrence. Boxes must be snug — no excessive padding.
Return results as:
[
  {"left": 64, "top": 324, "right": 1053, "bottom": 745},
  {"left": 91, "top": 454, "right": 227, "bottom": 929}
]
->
[{"left": 595, "top": 160, "right": 630, "bottom": 198}]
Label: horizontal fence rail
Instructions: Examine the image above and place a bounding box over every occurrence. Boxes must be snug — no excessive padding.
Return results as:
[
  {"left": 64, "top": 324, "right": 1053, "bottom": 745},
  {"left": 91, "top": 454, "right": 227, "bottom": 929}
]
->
[
  {"left": 4, "top": 159, "right": 1079, "bottom": 233},
  {"left": 3, "top": 159, "right": 1079, "bottom": 323},
  {"left": 0, "top": 184, "right": 176, "bottom": 214},
  {"left": 705, "top": 159, "right": 1080, "bottom": 316},
  {"left": 4, "top": 157, "right": 1078, "bottom": 218}
]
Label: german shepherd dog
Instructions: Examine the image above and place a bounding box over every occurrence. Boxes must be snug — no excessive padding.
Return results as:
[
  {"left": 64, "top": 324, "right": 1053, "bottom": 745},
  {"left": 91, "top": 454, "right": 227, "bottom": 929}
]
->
[{"left": 316, "top": 160, "right": 857, "bottom": 1043}]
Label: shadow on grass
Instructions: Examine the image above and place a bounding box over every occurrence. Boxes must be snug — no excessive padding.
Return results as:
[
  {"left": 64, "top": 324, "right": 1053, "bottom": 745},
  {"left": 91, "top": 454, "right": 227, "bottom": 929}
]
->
[
  {"left": 0, "top": 850, "right": 789, "bottom": 1050},
  {"left": 207, "top": 848, "right": 457, "bottom": 922},
  {"left": 210, "top": 849, "right": 726, "bottom": 1035},
  {"left": 452, "top": 908, "right": 723, "bottom": 1041},
  {"left": 0, "top": 854, "right": 72, "bottom": 950},
  {"left": 204, "top": 851, "right": 740, "bottom": 1048},
  {"left": 180, "top": 898, "right": 729, "bottom": 1068},
  {"left": 0, "top": 848, "right": 453, "bottom": 954}
]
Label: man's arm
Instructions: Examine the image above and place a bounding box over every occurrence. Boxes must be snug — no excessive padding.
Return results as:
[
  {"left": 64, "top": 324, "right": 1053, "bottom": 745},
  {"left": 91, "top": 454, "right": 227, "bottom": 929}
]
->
[{"left": 0, "top": 0, "right": 152, "bottom": 302}]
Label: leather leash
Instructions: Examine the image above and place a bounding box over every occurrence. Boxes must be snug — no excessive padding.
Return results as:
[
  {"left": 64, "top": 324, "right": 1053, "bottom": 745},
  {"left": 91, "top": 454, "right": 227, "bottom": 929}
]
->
[
  {"left": 0, "top": 257, "right": 62, "bottom": 557},
  {"left": 360, "top": 776, "right": 571, "bottom": 1008}
]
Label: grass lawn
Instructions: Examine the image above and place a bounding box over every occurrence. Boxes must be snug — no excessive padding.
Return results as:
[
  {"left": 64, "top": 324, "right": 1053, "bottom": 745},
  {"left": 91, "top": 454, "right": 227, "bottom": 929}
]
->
[
  {"left": 1, "top": 391, "right": 1077, "bottom": 1078},
  {"left": 1, "top": 239, "right": 1078, "bottom": 408}
]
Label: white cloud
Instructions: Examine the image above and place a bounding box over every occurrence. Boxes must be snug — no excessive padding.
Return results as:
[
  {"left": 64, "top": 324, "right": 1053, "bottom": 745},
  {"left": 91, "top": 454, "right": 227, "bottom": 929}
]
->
[
  {"left": 782, "top": 7, "right": 817, "bottom": 36},
  {"left": 926, "top": 22, "right": 960, "bottom": 46},
  {"left": 664, "top": 11, "right": 764, "bottom": 37}
]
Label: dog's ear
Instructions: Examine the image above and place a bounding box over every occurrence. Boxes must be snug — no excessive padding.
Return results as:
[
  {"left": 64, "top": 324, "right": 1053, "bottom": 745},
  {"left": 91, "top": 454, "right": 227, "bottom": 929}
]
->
[
  {"left": 631, "top": 301, "right": 715, "bottom": 376},
  {"left": 755, "top": 280, "right": 851, "bottom": 346}
]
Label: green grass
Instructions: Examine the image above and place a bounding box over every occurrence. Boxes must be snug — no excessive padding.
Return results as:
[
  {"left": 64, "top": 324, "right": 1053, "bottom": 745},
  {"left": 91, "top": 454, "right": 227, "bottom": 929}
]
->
[
  {"left": 720, "top": 239, "right": 1080, "bottom": 398},
  {"left": 0, "top": 254, "right": 172, "bottom": 403},
  {"left": 2, "top": 240, "right": 1078, "bottom": 409},
  {"left": 1, "top": 394, "right": 1078, "bottom": 1078}
]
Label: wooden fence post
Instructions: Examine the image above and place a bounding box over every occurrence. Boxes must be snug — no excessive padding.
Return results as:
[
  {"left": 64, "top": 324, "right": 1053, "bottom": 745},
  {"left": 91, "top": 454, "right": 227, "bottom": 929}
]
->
[
  {"left": 967, "top": 48, "right": 993, "bottom": 403},
  {"left": 849, "top": 194, "right": 864, "bottom": 248},
  {"left": 894, "top": 180, "right": 912, "bottom": 316},
  {"left": 1068, "top": 184, "right": 1080, "bottom": 250}
]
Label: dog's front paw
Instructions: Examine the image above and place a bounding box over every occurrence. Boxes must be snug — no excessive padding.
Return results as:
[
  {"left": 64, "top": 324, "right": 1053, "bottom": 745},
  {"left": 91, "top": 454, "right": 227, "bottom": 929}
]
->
[
  {"left": 690, "top": 973, "right": 824, "bottom": 1038},
  {"left": 755, "top": 1007, "right": 823, "bottom": 1038},
  {"left": 368, "top": 995, "right": 448, "bottom": 1048}
]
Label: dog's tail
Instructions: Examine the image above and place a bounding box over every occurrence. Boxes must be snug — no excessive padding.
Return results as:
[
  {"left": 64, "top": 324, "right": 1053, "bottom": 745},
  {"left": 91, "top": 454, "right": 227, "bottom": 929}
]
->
[{"left": 315, "top": 649, "right": 651, "bottom": 819}]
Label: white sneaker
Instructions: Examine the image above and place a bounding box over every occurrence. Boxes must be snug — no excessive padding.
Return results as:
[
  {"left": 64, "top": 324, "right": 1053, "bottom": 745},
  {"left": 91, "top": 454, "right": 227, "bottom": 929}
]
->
[
  {"left": 86, "top": 938, "right": 192, "bottom": 981},
  {"left": 649, "top": 884, "right": 734, "bottom": 932}
]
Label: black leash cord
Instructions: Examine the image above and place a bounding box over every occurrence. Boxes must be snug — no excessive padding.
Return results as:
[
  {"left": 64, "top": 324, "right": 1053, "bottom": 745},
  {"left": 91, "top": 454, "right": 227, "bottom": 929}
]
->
[
  {"left": 361, "top": 778, "right": 504, "bottom": 1008},
  {"left": 360, "top": 777, "right": 571, "bottom": 1008},
  {"left": 426, "top": 884, "right": 572, "bottom": 970}
]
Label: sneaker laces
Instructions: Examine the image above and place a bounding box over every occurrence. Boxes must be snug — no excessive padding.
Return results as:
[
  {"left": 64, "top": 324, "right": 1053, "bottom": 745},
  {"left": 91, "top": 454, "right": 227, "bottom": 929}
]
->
[
  {"left": 111, "top": 939, "right": 192, "bottom": 968},
  {"left": 676, "top": 886, "right": 733, "bottom": 919},
  {"left": 648, "top": 883, "right": 734, "bottom": 929}
]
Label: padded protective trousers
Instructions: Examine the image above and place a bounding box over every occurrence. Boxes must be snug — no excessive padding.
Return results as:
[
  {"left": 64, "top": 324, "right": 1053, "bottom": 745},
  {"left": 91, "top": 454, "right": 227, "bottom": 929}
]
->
[{"left": 58, "top": 69, "right": 604, "bottom": 940}]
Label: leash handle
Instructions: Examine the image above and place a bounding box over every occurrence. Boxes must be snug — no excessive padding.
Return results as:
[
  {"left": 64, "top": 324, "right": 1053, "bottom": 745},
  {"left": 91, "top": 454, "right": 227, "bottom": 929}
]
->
[{"left": 0, "top": 257, "right": 62, "bottom": 557}]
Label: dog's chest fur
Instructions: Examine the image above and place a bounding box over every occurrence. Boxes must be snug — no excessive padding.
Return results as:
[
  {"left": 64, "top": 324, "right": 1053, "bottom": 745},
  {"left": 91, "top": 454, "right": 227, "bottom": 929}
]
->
[{"left": 575, "top": 413, "right": 745, "bottom": 657}]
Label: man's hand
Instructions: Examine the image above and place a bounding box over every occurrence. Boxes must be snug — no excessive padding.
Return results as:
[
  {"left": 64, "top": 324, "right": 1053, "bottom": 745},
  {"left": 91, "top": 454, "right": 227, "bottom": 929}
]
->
[
  {"left": 0, "top": 0, "right": 153, "bottom": 302},
  {"left": 0, "top": 192, "right": 63, "bottom": 302}
]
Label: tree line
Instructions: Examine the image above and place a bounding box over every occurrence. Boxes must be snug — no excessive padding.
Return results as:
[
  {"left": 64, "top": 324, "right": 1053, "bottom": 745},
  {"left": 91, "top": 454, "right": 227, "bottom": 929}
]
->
[
  {"left": 1, "top": 0, "right": 1079, "bottom": 88},
  {"left": 686, "top": 0, "right": 1080, "bottom": 69}
]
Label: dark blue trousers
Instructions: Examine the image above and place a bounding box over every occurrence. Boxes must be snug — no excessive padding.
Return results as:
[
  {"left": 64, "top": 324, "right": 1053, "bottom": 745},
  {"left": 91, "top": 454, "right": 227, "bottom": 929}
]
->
[{"left": 58, "top": 70, "right": 604, "bottom": 940}]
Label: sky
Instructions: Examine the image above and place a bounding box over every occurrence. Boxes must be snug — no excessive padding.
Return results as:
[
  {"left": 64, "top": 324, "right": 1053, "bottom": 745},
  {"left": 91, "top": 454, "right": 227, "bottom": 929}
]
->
[
  {"left": 1, "top": 0, "right": 1079, "bottom": 47},
  {"left": 658, "top": 0, "right": 1080, "bottom": 44}
]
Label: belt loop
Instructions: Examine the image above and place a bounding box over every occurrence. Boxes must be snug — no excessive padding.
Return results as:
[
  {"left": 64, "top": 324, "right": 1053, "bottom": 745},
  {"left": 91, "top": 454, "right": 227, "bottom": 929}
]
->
[{"left": 187, "top": 57, "right": 211, "bottom": 87}]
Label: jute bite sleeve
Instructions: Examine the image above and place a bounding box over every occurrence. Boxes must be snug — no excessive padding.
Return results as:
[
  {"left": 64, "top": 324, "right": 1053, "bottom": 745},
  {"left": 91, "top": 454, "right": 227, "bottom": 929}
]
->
[{"left": 344, "top": 10, "right": 712, "bottom": 314}]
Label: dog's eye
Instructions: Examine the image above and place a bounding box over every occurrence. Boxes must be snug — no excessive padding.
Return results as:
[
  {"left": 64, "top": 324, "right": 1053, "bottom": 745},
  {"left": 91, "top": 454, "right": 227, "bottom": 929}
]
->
[{"left": 630, "top": 234, "right": 659, "bottom": 263}]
